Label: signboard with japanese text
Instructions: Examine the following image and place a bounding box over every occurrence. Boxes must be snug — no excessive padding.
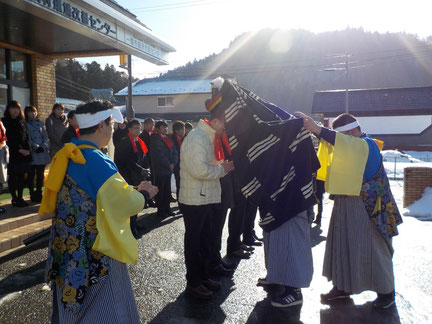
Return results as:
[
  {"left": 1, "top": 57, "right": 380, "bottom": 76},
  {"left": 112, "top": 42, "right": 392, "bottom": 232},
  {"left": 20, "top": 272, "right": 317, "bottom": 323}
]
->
[{"left": 25, "top": 0, "right": 170, "bottom": 63}]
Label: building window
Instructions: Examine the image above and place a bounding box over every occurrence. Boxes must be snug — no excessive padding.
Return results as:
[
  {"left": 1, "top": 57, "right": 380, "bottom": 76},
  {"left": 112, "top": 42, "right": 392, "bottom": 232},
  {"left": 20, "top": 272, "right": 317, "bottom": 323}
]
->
[
  {"left": 157, "top": 96, "right": 174, "bottom": 107},
  {"left": 0, "top": 47, "right": 31, "bottom": 116}
]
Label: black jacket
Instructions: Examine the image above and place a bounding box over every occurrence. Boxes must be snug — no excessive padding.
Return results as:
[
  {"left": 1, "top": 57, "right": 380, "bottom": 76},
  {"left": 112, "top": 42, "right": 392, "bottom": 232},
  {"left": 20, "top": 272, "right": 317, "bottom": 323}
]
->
[
  {"left": 150, "top": 132, "right": 178, "bottom": 176},
  {"left": 61, "top": 126, "right": 78, "bottom": 144},
  {"left": 170, "top": 134, "right": 183, "bottom": 173},
  {"left": 2, "top": 116, "right": 32, "bottom": 164},
  {"left": 114, "top": 136, "right": 150, "bottom": 186}
]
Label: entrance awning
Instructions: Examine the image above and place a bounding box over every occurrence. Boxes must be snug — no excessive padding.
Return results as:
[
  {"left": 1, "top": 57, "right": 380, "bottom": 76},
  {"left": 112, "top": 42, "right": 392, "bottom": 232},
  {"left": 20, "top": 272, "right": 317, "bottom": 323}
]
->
[{"left": 0, "top": 0, "right": 175, "bottom": 65}]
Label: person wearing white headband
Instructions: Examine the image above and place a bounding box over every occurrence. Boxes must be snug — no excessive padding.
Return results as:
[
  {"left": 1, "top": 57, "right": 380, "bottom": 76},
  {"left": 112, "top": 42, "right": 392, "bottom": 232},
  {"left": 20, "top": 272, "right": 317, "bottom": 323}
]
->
[
  {"left": 42, "top": 100, "right": 158, "bottom": 323},
  {"left": 295, "top": 112, "right": 402, "bottom": 310}
]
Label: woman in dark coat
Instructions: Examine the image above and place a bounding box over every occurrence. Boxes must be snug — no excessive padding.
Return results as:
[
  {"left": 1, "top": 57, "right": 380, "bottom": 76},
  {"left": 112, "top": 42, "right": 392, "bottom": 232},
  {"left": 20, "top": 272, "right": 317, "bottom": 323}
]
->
[
  {"left": 25, "top": 105, "right": 51, "bottom": 202},
  {"left": 2, "top": 101, "right": 32, "bottom": 207},
  {"left": 45, "top": 103, "right": 68, "bottom": 158}
]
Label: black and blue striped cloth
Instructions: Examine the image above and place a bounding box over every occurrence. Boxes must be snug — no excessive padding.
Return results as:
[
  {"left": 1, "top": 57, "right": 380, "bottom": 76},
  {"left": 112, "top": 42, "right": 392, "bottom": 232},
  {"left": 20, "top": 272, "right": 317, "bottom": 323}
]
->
[{"left": 214, "top": 79, "right": 320, "bottom": 232}]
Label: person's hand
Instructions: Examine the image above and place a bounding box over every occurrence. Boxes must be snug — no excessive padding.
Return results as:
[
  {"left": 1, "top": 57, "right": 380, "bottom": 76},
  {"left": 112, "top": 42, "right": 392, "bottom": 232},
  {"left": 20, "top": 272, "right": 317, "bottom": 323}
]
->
[
  {"left": 294, "top": 112, "right": 322, "bottom": 135},
  {"left": 137, "top": 181, "right": 158, "bottom": 199},
  {"left": 222, "top": 160, "right": 234, "bottom": 174},
  {"left": 169, "top": 164, "right": 174, "bottom": 171},
  {"left": 18, "top": 149, "right": 30, "bottom": 156}
]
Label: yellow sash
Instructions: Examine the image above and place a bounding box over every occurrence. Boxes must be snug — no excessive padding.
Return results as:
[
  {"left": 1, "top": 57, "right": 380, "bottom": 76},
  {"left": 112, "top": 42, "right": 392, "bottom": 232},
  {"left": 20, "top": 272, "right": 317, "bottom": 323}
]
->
[
  {"left": 317, "top": 133, "right": 369, "bottom": 196},
  {"left": 39, "top": 143, "right": 92, "bottom": 215}
]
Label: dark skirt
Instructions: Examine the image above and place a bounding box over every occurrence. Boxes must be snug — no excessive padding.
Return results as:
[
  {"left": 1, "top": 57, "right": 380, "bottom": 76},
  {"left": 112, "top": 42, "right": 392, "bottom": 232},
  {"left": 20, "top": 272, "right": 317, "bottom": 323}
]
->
[{"left": 7, "top": 161, "right": 31, "bottom": 175}]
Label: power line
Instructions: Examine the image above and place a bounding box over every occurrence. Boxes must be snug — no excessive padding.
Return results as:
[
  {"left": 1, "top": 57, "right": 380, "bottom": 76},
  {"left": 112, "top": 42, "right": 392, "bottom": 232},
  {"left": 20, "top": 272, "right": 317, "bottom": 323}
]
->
[
  {"left": 56, "top": 75, "right": 92, "bottom": 91},
  {"left": 130, "top": 0, "right": 225, "bottom": 12},
  {"left": 56, "top": 79, "right": 90, "bottom": 96}
]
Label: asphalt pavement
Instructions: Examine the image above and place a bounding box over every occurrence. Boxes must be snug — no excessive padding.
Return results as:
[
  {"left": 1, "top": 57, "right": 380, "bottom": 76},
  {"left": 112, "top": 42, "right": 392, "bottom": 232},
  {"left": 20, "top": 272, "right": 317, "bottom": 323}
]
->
[{"left": 0, "top": 182, "right": 431, "bottom": 323}]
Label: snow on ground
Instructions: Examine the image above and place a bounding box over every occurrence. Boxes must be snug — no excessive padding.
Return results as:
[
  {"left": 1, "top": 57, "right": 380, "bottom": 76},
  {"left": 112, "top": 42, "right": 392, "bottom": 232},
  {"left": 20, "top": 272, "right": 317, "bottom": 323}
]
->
[
  {"left": 404, "top": 151, "right": 432, "bottom": 162},
  {"left": 384, "top": 161, "right": 432, "bottom": 180},
  {"left": 403, "top": 187, "right": 432, "bottom": 220},
  {"left": 383, "top": 150, "right": 432, "bottom": 180}
]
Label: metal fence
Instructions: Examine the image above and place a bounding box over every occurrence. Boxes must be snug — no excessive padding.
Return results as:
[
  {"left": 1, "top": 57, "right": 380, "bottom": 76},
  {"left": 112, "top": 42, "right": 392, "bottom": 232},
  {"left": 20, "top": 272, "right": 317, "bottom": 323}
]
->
[{"left": 385, "top": 155, "right": 432, "bottom": 180}]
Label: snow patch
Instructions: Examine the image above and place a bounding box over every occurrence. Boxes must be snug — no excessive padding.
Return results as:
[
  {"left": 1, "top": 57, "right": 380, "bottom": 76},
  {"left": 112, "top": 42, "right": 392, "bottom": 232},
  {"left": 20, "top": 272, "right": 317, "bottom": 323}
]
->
[
  {"left": 157, "top": 250, "right": 178, "bottom": 261},
  {"left": 403, "top": 187, "right": 432, "bottom": 220}
]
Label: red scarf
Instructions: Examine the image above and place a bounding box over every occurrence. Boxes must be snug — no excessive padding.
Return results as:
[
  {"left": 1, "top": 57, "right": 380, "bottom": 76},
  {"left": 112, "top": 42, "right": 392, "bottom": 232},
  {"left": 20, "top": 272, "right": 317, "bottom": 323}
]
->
[
  {"left": 156, "top": 130, "right": 173, "bottom": 149},
  {"left": 0, "top": 121, "right": 6, "bottom": 144},
  {"left": 128, "top": 132, "right": 148, "bottom": 154},
  {"left": 174, "top": 134, "right": 183, "bottom": 148},
  {"left": 203, "top": 118, "right": 231, "bottom": 161}
]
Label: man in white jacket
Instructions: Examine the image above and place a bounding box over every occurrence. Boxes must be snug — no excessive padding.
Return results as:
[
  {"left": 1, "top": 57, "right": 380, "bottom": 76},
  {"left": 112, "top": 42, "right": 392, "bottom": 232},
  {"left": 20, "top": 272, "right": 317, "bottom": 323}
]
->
[{"left": 179, "top": 101, "right": 234, "bottom": 299}]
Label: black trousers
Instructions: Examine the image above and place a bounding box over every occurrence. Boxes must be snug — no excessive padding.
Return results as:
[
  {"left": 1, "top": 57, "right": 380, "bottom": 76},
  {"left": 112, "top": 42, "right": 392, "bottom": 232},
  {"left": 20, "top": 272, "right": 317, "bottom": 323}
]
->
[
  {"left": 181, "top": 203, "right": 219, "bottom": 286},
  {"left": 8, "top": 162, "right": 29, "bottom": 201},
  {"left": 174, "top": 168, "right": 180, "bottom": 199},
  {"left": 227, "top": 193, "right": 247, "bottom": 254},
  {"left": 27, "top": 165, "right": 45, "bottom": 195},
  {"left": 209, "top": 206, "right": 228, "bottom": 269},
  {"left": 242, "top": 202, "right": 258, "bottom": 243},
  {"left": 154, "top": 175, "right": 172, "bottom": 215}
]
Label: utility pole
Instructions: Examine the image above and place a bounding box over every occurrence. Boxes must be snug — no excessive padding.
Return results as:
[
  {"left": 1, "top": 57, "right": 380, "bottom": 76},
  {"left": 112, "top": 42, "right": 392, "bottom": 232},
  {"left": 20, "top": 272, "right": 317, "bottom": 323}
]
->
[
  {"left": 345, "top": 52, "right": 349, "bottom": 113},
  {"left": 120, "top": 54, "right": 135, "bottom": 119}
]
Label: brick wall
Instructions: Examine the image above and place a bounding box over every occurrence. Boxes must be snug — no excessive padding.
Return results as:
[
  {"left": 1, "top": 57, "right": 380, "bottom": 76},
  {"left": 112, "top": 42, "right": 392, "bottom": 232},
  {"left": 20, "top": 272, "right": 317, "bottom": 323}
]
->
[
  {"left": 32, "top": 55, "right": 56, "bottom": 120},
  {"left": 403, "top": 167, "right": 432, "bottom": 207}
]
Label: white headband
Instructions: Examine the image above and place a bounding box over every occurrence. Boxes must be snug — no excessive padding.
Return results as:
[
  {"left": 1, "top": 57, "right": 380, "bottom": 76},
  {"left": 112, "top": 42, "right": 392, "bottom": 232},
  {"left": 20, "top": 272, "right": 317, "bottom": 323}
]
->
[
  {"left": 334, "top": 120, "right": 360, "bottom": 132},
  {"left": 76, "top": 107, "right": 123, "bottom": 129}
]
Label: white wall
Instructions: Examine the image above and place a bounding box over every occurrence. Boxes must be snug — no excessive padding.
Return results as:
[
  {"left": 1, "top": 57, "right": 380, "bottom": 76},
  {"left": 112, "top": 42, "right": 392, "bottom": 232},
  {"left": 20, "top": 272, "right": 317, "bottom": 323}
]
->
[{"left": 132, "top": 93, "right": 209, "bottom": 114}]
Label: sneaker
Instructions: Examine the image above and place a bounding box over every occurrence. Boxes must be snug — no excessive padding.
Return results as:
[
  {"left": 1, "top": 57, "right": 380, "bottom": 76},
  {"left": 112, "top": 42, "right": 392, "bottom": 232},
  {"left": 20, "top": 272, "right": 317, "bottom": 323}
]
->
[
  {"left": 186, "top": 284, "right": 213, "bottom": 299},
  {"left": 321, "top": 286, "right": 351, "bottom": 304},
  {"left": 271, "top": 289, "right": 303, "bottom": 307},
  {"left": 373, "top": 292, "right": 395, "bottom": 309}
]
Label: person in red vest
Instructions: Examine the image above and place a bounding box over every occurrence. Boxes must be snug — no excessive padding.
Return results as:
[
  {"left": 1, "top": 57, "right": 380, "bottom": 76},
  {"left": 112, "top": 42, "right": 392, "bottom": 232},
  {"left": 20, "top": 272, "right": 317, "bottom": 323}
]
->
[
  {"left": 114, "top": 119, "right": 151, "bottom": 237},
  {"left": 170, "top": 120, "right": 185, "bottom": 199},
  {"left": 150, "top": 120, "right": 178, "bottom": 218}
]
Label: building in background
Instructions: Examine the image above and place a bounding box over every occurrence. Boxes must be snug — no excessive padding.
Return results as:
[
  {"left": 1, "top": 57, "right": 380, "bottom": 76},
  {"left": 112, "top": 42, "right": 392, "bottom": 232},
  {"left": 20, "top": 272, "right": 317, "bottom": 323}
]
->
[
  {"left": 0, "top": 0, "right": 175, "bottom": 118},
  {"left": 56, "top": 97, "right": 85, "bottom": 112},
  {"left": 312, "top": 86, "right": 432, "bottom": 151},
  {"left": 116, "top": 79, "right": 213, "bottom": 122}
]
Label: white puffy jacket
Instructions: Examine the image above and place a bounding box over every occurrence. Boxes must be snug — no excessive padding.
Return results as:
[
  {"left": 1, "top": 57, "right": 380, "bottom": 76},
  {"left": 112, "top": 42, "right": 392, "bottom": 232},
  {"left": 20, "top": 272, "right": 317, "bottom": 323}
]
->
[{"left": 179, "top": 120, "right": 226, "bottom": 205}]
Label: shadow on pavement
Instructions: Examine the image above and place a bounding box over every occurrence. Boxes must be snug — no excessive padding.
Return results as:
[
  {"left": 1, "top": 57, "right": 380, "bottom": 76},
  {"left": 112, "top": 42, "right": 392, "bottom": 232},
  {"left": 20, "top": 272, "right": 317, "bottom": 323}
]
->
[
  {"left": 148, "top": 277, "right": 235, "bottom": 324},
  {"left": 136, "top": 212, "right": 183, "bottom": 237},
  {"left": 246, "top": 284, "right": 303, "bottom": 324},
  {"left": 310, "top": 224, "right": 326, "bottom": 248},
  {"left": 320, "top": 299, "right": 401, "bottom": 324},
  {"left": 0, "top": 238, "right": 48, "bottom": 265},
  {"left": 0, "top": 260, "right": 46, "bottom": 298}
]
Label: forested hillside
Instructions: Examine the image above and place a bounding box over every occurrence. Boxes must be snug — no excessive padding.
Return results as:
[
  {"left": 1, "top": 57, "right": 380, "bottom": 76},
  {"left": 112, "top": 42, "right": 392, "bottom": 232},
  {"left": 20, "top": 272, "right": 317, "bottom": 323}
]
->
[
  {"left": 158, "top": 28, "right": 432, "bottom": 112},
  {"left": 55, "top": 59, "right": 134, "bottom": 101}
]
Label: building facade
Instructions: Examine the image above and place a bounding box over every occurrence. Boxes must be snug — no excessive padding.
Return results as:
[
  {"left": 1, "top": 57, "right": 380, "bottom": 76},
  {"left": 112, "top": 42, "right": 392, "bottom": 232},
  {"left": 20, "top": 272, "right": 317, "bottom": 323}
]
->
[
  {"left": 116, "top": 79, "right": 213, "bottom": 121},
  {"left": 0, "top": 0, "right": 175, "bottom": 118},
  {"left": 312, "top": 86, "right": 432, "bottom": 150}
]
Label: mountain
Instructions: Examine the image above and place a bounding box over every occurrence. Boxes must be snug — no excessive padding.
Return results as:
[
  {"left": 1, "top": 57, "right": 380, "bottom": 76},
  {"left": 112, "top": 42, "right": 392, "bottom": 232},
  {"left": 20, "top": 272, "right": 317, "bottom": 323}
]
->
[{"left": 156, "top": 28, "right": 432, "bottom": 113}]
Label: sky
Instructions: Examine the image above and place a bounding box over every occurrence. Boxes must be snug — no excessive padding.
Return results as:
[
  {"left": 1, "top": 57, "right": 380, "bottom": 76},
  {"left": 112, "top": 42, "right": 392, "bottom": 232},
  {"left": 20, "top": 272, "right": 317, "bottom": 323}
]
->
[{"left": 78, "top": 0, "right": 432, "bottom": 79}]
